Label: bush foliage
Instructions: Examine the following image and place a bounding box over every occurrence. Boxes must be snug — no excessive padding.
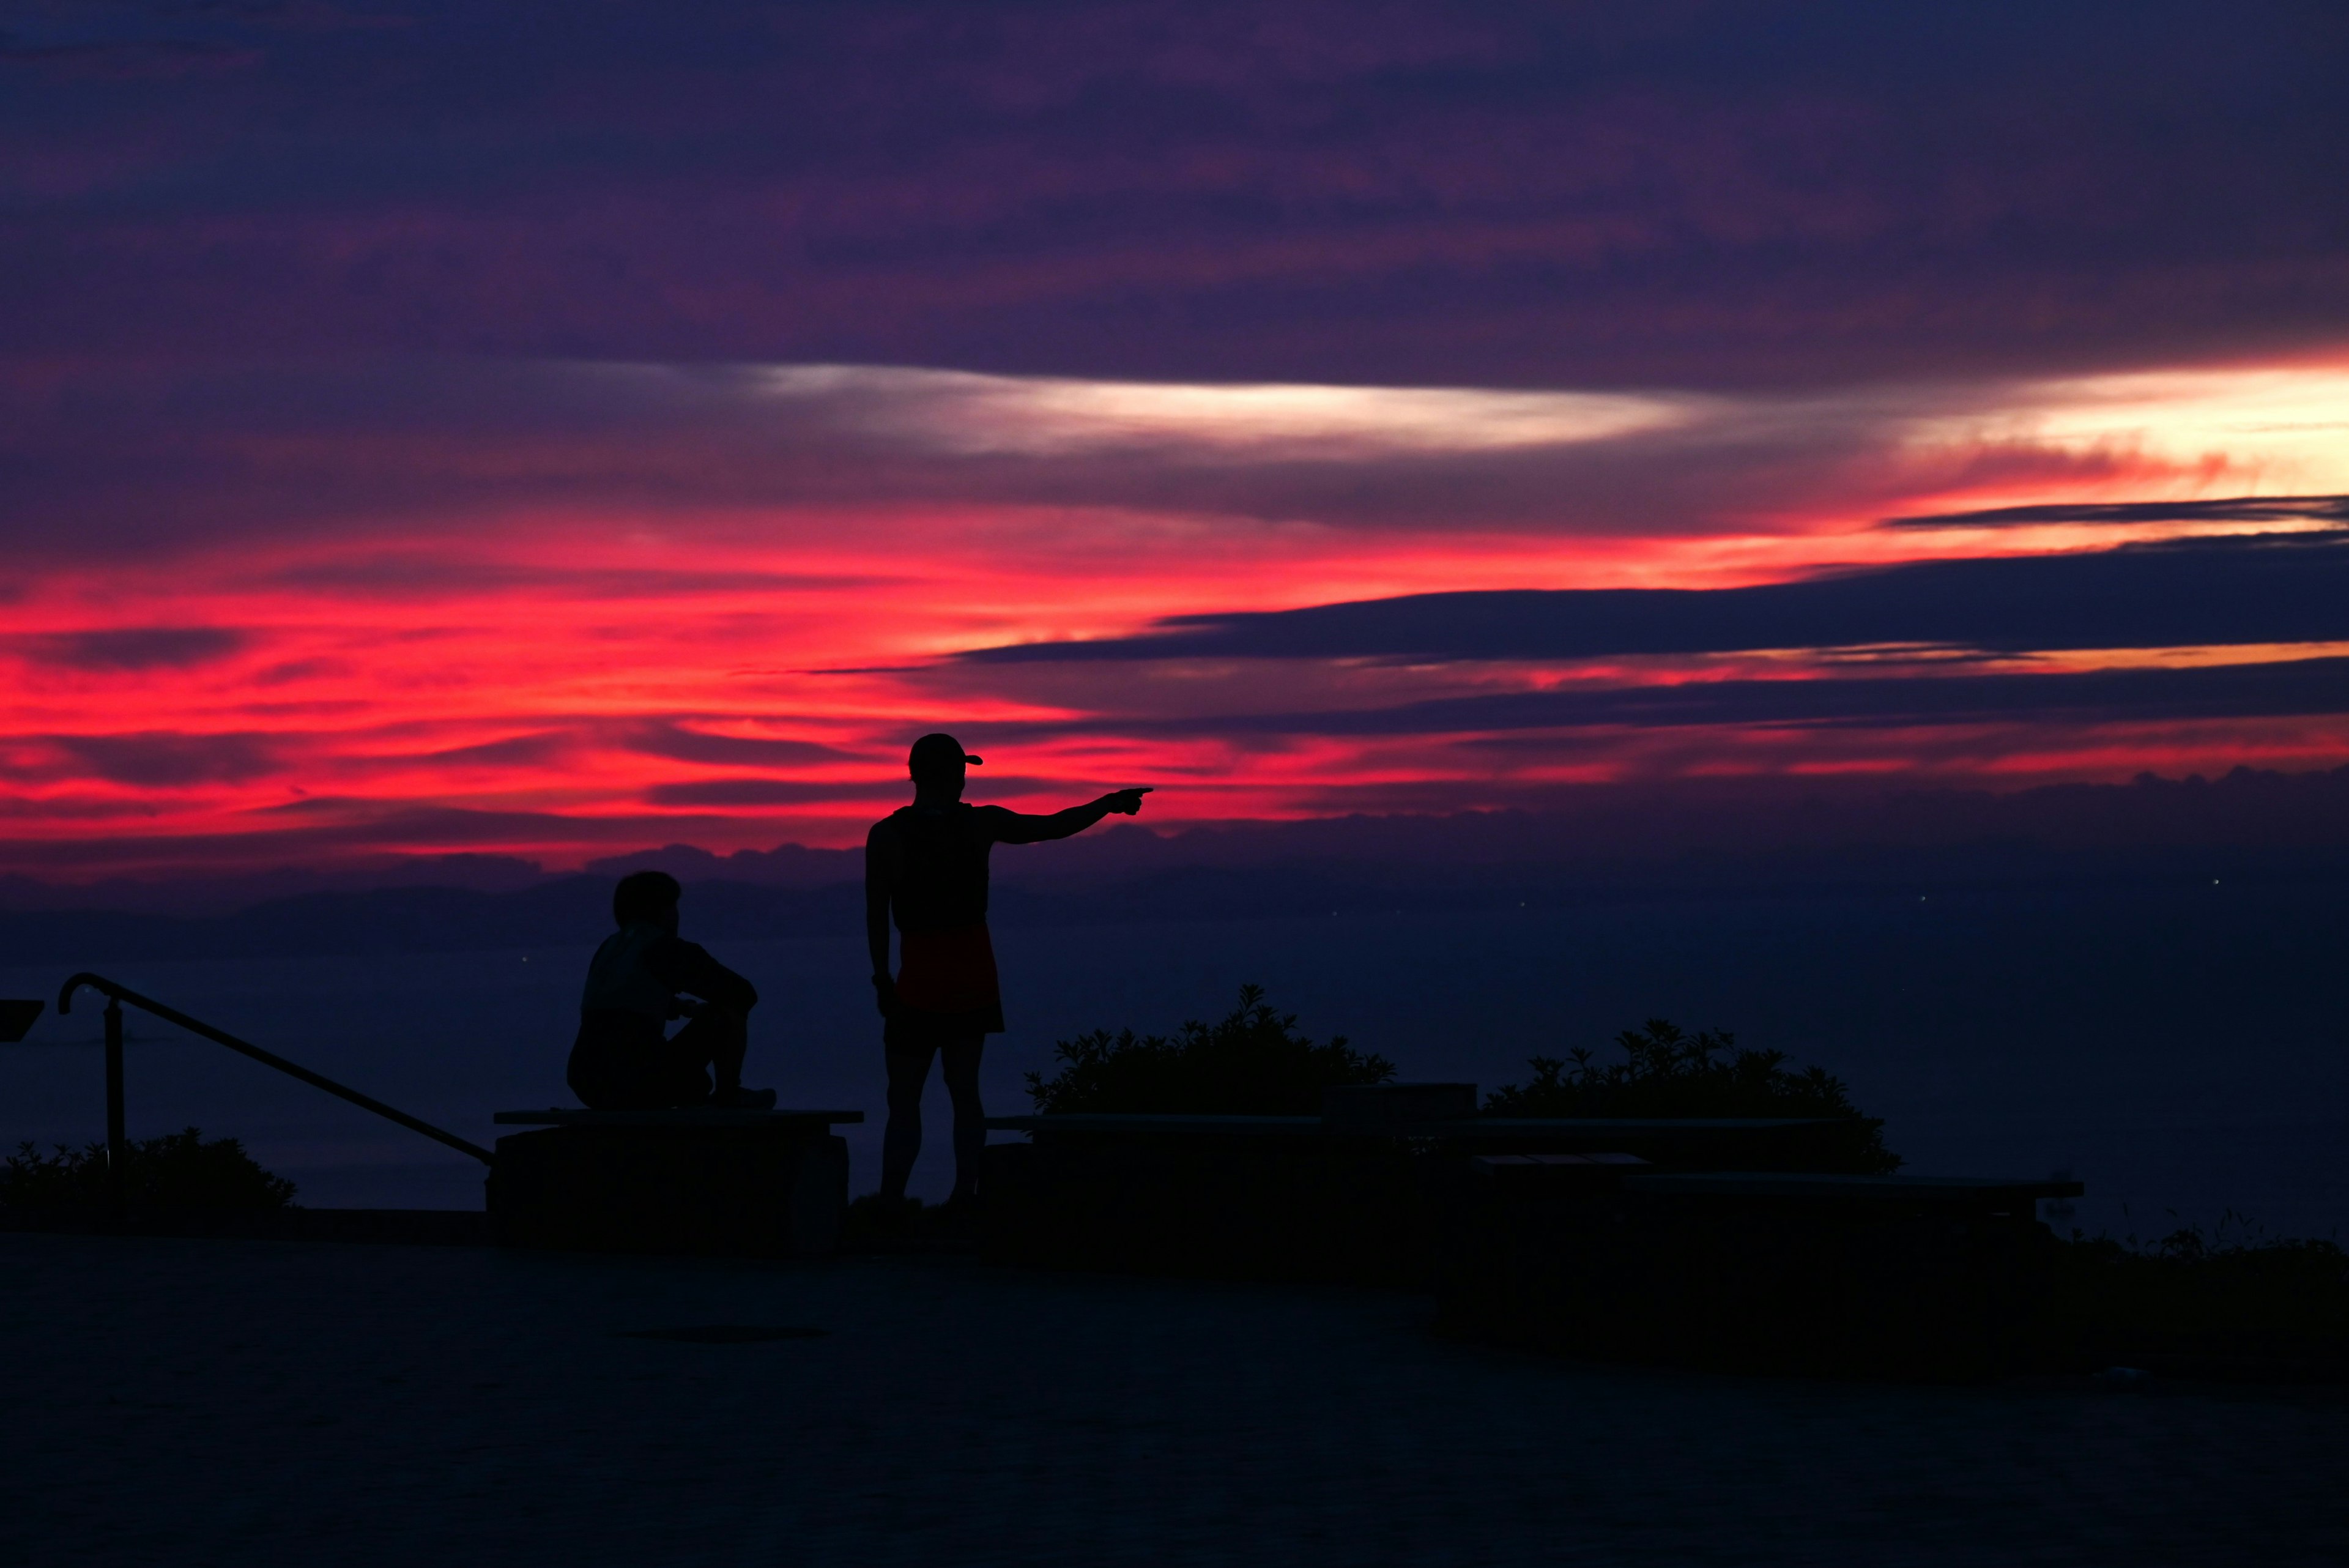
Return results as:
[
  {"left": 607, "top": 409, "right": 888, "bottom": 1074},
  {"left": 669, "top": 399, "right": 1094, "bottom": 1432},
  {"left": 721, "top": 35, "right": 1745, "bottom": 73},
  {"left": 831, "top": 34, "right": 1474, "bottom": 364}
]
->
[
  {"left": 2055, "top": 1221, "right": 2349, "bottom": 1372},
  {"left": 2, "top": 1127, "right": 297, "bottom": 1214},
  {"left": 1485, "top": 1019, "right": 1899, "bottom": 1173},
  {"left": 1028, "top": 984, "right": 1395, "bottom": 1115}
]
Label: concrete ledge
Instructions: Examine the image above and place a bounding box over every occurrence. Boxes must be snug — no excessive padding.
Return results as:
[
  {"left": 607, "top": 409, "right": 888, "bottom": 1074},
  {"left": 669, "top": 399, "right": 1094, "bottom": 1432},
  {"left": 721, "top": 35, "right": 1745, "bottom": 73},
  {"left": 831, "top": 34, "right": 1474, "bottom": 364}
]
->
[
  {"left": 0, "top": 1208, "right": 490, "bottom": 1246},
  {"left": 1450, "top": 1117, "right": 1848, "bottom": 1134},
  {"left": 1322, "top": 1082, "right": 1477, "bottom": 1133},
  {"left": 1625, "top": 1172, "right": 2086, "bottom": 1205},
  {"left": 1469, "top": 1153, "right": 1649, "bottom": 1175},
  {"left": 984, "top": 1112, "right": 1850, "bottom": 1138},
  {"left": 985, "top": 1114, "right": 1321, "bottom": 1135},
  {"left": 492, "top": 1107, "right": 863, "bottom": 1128},
  {"left": 489, "top": 1121, "right": 851, "bottom": 1258}
]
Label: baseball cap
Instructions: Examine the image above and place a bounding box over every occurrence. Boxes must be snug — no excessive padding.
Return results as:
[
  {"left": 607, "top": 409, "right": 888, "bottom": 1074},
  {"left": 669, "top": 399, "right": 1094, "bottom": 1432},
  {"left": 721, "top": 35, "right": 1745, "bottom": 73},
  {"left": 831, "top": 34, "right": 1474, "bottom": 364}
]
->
[{"left": 908, "top": 732, "right": 984, "bottom": 771}]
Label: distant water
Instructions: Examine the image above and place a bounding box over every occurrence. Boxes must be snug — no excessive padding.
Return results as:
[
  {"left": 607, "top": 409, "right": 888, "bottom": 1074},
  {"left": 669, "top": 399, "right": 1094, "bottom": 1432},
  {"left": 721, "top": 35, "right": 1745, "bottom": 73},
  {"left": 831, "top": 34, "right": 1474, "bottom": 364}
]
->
[{"left": 4, "top": 882, "right": 2345, "bottom": 1240}]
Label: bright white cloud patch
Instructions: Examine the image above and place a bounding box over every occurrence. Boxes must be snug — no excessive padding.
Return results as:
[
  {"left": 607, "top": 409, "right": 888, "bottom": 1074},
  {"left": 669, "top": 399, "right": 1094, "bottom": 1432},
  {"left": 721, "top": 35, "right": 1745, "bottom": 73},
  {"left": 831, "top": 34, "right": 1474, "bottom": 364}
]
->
[
  {"left": 752, "top": 363, "right": 1700, "bottom": 457},
  {"left": 1907, "top": 363, "right": 2349, "bottom": 500}
]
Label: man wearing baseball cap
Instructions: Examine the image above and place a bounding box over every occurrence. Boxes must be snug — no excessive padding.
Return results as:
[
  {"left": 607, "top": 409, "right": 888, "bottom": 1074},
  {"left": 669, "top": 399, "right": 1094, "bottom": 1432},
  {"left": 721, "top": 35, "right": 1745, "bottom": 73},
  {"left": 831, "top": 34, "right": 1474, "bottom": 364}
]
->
[{"left": 866, "top": 733, "right": 1149, "bottom": 1208}]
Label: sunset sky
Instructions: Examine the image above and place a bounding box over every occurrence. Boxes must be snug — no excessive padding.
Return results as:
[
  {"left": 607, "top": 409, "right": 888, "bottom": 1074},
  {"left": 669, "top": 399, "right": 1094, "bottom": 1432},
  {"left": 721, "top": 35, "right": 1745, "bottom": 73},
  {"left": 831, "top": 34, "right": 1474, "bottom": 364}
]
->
[{"left": 7, "top": 1, "right": 2348, "bottom": 879}]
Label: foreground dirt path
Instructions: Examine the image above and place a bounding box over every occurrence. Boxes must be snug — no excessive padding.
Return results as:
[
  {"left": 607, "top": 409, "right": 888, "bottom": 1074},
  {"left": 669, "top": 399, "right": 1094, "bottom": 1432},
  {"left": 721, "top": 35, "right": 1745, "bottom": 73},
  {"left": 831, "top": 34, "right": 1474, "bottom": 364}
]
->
[{"left": 2, "top": 1232, "right": 2342, "bottom": 1566}]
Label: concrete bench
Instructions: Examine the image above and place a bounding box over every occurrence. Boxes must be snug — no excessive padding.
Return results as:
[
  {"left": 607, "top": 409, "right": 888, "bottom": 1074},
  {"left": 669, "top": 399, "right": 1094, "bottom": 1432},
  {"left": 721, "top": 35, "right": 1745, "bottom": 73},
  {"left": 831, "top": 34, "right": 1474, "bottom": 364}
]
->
[
  {"left": 1622, "top": 1171, "right": 2082, "bottom": 1218},
  {"left": 979, "top": 1104, "right": 1893, "bottom": 1285},
  {"left": 988, "top": 1109, "right": 1871, "bottom": 1172},
  {"left": 1469, "top": 1152, "right": 1650, "bottom": 1171},
  {"left": 985, "top": 1114, "right": 1321, "bottom": 1137},
  {"left": 487, "top": 1109, "right": 863, "bottom": 1259},
  {"left": 1466, "top": 1152, "right": 1652, "bottom": 1191}
]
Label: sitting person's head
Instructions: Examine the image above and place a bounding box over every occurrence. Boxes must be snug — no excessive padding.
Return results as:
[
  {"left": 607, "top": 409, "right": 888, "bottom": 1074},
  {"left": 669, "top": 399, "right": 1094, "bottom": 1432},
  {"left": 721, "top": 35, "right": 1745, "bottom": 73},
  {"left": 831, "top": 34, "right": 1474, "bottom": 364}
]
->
[{"left": 613, "top": 869, "right": 683, "bottom": 933}]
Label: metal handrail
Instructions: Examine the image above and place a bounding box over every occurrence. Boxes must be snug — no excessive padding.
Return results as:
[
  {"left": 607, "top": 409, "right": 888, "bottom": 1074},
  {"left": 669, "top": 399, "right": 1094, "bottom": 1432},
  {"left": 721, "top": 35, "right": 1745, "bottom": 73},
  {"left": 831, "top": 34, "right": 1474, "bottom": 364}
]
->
[{"left": 58, "top": 972, "right": 495, "bottom": 1220}]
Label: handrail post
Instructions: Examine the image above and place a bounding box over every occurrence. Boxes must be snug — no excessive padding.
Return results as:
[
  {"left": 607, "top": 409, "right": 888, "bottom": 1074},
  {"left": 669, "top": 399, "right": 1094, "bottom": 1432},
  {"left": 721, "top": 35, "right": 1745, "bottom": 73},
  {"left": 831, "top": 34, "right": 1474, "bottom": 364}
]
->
[{"left": 103, "top": 996, "right": 125, "bottom": 1227}]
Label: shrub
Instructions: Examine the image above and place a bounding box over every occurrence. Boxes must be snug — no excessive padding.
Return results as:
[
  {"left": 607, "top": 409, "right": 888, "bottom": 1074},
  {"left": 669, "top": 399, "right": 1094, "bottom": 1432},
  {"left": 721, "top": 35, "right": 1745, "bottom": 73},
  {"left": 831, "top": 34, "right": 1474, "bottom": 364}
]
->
[
  {"left": 2052, "top": 1221, "right": 2349, "bottom": 1373},
  {"left": 1027, "top": 984, "right": 1395, "bottom": 1115},
  {"left": 1, "top": 1127, "right": 297, "bottom": 1214},
  {"left": 1485, "top": 1019, "right": 1899, "bottom": 1173}
]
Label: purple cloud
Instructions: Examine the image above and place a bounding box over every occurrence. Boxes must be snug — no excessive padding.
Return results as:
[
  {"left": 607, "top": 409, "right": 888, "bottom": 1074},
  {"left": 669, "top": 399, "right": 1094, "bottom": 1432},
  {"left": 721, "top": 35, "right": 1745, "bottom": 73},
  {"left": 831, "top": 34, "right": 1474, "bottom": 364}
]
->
[
  {"left": 623, "top": 723, "right": 858, "bottom": 768},
  {"left": 1055, "top": 655, "right": 2349, "bottom": 740},
  {"left": 1883, "top": 495, "right": 2349, "bottom": 531},
  {"left": 965, "top": 534, "right": 2349, "bottom": 663},
  {"left": 643, "top": 779, "right": 904, "bottom": 808},
  {"left": 20, "top": 627, "right": 247, "bottom": 671},
  {"left": 51, "top": 731, "right": 282, "bottom": 786},
  {"left": 418, "top": 732, "right": 579, "bottom": 768},
  {"left": 0, "top": 355, "right": 2154, "bottom": 558},
  {"left": 0, "top": 3, "right": 2340, "bottom": 383}
]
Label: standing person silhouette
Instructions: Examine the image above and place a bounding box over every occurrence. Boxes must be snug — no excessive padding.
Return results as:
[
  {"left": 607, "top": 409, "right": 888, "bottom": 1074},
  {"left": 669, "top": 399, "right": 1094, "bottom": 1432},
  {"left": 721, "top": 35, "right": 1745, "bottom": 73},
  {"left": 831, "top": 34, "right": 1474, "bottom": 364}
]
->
[{"left": 867, "top": 734, "right": 1148, "bottom": 1208}]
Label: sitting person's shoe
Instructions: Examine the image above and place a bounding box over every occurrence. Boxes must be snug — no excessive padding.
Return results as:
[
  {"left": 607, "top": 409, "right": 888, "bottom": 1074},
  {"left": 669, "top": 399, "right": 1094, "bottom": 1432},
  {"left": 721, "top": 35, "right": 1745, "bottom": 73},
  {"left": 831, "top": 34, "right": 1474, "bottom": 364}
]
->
[{"left": 711, "top": 1085, "right": 777, "bottom": 1110}]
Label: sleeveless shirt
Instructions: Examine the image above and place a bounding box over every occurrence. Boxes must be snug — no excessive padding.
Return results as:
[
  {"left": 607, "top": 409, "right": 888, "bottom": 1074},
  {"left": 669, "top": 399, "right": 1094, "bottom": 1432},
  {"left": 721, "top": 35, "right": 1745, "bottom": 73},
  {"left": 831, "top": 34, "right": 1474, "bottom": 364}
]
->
[{"left": 884, "top": 801, "right": 993, "bottom": 932}]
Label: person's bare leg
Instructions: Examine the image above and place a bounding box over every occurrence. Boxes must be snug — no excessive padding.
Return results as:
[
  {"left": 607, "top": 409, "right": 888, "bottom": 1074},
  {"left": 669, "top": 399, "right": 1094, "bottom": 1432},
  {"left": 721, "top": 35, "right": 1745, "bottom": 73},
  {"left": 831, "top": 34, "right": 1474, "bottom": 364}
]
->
[
  {"left": 706, "top": 1009, "right": 748, "bottom": 1094},
  {"left": 941, "top": 1035, "right": 985, "bottom": 1205},
  {"left": 881, "top": 1044, "right": 935, "bottom": 1200},
  {"left": 667, "top": 1010, "right": 754, "bottom": 1104}
]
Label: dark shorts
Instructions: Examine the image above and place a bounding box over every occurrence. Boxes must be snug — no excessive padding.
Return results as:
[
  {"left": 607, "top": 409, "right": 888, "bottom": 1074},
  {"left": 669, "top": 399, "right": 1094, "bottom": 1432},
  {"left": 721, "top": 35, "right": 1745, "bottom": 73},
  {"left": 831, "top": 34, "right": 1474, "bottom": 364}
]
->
[
  {"left": 887, "top": 923, "right": 1003, "bottom": 1048},
  {"left": 568, "top": 1012, "right": 735, "bottom": 1109}
]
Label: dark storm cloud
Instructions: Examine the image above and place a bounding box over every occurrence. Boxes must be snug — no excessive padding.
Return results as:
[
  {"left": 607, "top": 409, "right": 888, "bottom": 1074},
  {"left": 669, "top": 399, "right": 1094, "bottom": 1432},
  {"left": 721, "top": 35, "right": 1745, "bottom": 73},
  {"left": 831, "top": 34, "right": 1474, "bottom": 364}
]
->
[
  {"left": 1884, "top": 495, "right": 2349, "bottom": 530},
  {"left": 1, "top": 2, "right": 2343, "bottom": 385},
  {"left": 967, "top": 534, "right": 2349, "bottom": 664},
  {"left": 1096, "top": 655, "right": 2349, "bottom": 740},
  {"left": 19, "top": 627, "right": 247, "bottom": 671}
]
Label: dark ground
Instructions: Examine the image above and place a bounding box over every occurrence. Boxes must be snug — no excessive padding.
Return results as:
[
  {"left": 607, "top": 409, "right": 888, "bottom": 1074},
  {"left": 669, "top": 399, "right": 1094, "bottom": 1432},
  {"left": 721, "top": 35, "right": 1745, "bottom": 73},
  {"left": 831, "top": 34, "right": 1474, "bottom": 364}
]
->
[{"left": 3, "top": 1232, "right": 2343, "bottom": 1566}]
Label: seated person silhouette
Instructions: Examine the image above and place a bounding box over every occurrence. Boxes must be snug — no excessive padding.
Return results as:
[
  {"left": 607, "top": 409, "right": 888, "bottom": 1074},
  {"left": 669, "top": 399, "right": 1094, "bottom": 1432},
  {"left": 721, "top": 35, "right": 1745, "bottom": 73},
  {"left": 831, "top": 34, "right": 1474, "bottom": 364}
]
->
[
  {"left": 867, "top": 732, "right": 1149, "bottom": 1206},
  {"left": 568, "top": 870, "right": 776, "bottom": 1111}
]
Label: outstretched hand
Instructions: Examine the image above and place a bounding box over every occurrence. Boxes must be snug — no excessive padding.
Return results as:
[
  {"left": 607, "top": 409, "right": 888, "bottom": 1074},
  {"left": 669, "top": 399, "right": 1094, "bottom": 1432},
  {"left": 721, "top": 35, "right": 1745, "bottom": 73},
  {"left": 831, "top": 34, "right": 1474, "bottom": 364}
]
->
[{"left": 1100, "top": 787, "right": 1152, "bottom": 816}]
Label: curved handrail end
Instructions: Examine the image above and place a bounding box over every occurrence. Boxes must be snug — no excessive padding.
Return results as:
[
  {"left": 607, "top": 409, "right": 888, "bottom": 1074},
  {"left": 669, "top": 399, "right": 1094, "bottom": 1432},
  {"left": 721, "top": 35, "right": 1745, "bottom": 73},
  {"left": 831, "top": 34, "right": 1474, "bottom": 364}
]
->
[{"left": 57, "top": 972, "right": 114, "bottom": 1014}]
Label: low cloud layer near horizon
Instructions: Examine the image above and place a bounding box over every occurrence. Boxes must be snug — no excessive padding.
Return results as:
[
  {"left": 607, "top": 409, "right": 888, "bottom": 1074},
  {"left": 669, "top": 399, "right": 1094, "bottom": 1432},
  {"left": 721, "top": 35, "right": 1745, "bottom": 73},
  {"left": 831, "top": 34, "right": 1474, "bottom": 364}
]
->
[
  {"left": 967, "top": 529, "right": 2349, "bottom": 663},
  {"left": 12, "top": 762, "right": 2349, "bottom": 921}
]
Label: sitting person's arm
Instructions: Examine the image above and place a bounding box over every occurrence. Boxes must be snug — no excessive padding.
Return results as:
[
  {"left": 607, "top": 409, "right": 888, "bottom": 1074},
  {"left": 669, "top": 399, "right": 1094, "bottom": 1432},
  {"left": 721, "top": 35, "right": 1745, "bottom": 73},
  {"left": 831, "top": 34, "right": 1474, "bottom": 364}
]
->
[
  {"left": 643, "top": 937, "right": 757, "bottom": 1016},
  {"left": 982, "top": 789, "right": 1149, "bottom": 845}
]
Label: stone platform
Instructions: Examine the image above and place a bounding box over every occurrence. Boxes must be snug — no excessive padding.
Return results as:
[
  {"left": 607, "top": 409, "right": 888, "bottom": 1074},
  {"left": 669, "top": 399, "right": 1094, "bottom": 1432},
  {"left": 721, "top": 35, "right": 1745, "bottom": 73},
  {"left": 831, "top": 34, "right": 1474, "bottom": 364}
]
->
[
  {"left": 487, "top": 1108, "right": 861, "bottom": 1258},
  {"left": 979, "top": 1106, "right": 1936, "bottom": 1289}
]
